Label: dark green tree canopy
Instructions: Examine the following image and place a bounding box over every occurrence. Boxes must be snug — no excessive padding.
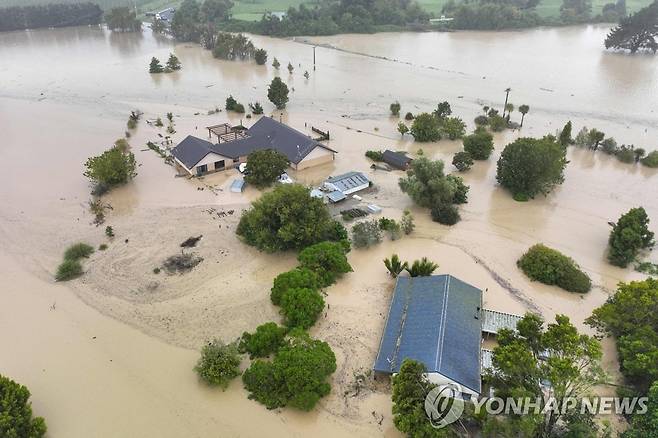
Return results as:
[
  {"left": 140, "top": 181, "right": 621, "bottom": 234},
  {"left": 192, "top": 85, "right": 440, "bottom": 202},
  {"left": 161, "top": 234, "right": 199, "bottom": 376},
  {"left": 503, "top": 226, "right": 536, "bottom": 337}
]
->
[
  {"left": 84, "top": 143, "right": 137, "bottom": 191},
  {"left": 0, "top": 374, "right": 47, "bottom": 438},
  {"left": 270, "top": 268, "right": 320, "bottom": 305},
  {"left": 410, "top": 113, "right": 441, "bottom": 142},
  {"left": 399, "top": 156, "right": 470, "bottom": 209},
  {"left": 496, "top": 136, "right": 567, "bottom": 200},
  {"left": 105, "top": 7, "right": 141, "bottom": 32},
  {"left": 297, "top": 241, "right": 352, "bottom": 287},
  {"left": 267, "top": 77, "right": 290, "bottom": 109},
  {"left": 517, "top": 244, "right": 592, "bottom": 293},
  {"left": 194, "top": 340, "right": 241, "bottom": 389},
  {"left": 607, "top": 207, "right": 655, "bottom": 267},
  {"left": 463, "top": 129, "right": 494, "bottom": 160},
  {"left": 280, "top": 287, "right": 325, "bottom": 329},
  {"left": 236, "top": 184, "right": 346, "bottom": 252},
  {"left": 239, "top": 322, "right": 287, "bottom": 358},
  {"left": 244, "top": 149, "right": 289, "bottom": 188},
  {"left": 605, "top": 1, "right": 658, "bottom": 53}
]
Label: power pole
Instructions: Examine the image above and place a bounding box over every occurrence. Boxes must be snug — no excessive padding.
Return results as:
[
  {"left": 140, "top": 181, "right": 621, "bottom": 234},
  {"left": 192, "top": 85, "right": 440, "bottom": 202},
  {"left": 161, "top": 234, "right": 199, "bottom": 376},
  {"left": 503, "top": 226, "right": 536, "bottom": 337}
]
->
[
  {"left": 313, "top": 46, "right": 316, "bottom": 71},
  {"left": 503, "top": 87, "right": 511, "bottom": 117}
]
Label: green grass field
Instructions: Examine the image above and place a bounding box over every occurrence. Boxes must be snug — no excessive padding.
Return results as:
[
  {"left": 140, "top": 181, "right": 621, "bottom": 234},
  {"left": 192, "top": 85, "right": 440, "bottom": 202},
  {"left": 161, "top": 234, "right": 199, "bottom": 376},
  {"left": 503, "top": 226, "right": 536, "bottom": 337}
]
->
[{"left": 0, "top": 0, "right": 653, "bottom": 20}]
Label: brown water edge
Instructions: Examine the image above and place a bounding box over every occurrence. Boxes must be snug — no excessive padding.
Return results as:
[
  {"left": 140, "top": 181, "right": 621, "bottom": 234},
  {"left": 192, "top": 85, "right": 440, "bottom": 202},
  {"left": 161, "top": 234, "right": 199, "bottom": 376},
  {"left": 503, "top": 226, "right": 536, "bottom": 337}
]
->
[{"left": 1, "top": 25, "right": 657, "bottom": 437}]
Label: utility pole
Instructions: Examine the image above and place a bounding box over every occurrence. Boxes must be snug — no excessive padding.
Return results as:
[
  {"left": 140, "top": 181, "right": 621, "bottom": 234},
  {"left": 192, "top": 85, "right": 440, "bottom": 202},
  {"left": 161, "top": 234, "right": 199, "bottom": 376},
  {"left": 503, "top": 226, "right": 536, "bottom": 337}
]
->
[
  {"left": 503, "top": 87, "right": 511, "bottom": 118},
  {"left": 313, "top": 46, "right": 316, "bottom": 71}
]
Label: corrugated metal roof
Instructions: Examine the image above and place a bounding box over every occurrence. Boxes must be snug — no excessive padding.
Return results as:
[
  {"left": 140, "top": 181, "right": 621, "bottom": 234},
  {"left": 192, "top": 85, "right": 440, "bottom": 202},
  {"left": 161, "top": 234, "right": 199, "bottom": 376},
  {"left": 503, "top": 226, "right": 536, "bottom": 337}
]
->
[
  {"left": 481, "top": 309, "right": 522, "bottom": 335},
  {"left": 326, "top": 191, "right": 346, "bottom": 203},
  {"left": 374, "top": 275, "right": 482, "bottom": 394},
  {"left": 325, "top": 171, "right": 369, "bottom": 193}
]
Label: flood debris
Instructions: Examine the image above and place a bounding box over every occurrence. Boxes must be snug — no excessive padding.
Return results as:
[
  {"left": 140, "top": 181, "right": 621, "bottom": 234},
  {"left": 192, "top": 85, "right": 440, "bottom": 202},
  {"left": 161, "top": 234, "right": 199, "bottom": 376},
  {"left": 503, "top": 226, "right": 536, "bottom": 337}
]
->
[
  {"left": 180, "top": 235, "right": 203, "bottom": 248},
  {"left": 163, "top": 253, "right": 204, "bottom": 274}
]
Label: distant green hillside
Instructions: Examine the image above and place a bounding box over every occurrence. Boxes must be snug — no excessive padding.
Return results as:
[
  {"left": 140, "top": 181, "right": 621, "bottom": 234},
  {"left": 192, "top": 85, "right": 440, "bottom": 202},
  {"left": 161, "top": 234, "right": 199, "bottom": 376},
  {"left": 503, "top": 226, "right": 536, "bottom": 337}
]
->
[{"left": 0, "top": 0, "right": 652, "bottom": 20}]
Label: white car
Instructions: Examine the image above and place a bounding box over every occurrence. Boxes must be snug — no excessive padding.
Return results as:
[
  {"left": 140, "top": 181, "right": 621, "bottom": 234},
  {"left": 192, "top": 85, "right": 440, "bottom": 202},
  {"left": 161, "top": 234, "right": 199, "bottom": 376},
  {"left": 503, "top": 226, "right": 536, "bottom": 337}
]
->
[{"left": 238, "top": 163, "right": 247, "bottom": 174}]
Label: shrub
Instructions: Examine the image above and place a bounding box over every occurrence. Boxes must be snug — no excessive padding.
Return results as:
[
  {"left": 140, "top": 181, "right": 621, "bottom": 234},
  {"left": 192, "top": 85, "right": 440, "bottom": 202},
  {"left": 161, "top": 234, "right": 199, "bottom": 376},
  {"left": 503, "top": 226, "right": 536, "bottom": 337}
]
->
[
  {"left": 406, "top": 257, "right": 438, "bottom": 277},
  {"left": 401, "top": 210, "right": 415, "bottom": 235},
  {"left": 254, "top": 48, "right": 268, "bottom": 65},
  {"left": 600, "top": 137, "right": 618, "bottom": 155},
  {"left": 268, "top": 76, "right": 289, "bottom": 109},
  {"left": 99, "top": 244, "right": 108, "bottom": 251},
  {"left": 384, "top": 254, "right": 408, "bottom": 277},
  {"left": 463, "top": 129, "right": 494, "bottom": 160},
  {"left": 608, "top": 207, "right": 654, "bottom": 268},
  {"left": 244, "top": 149, "right": 289, "bottom": 188},
  {"left": 55, "top": 259, "right": 83, "bottom": 281},
  {"left": 440, "top": 117, "right": 466, "bottom": 140},
  {"left": 163, "top": 253, "right": 203, "bottom": 273},
  {"left": 249, "top": 102, "right": 264, "bottom": 114},
  {"left": 379, "top": 217, "right": 402, "bottom": 240},
  {"left": 488, "top": 114, "right": 507, "bottom": 132},
  {"left": 431, "top": 203, "right": 460, "bottom": 225},
  {"left": 496, "top": 136, "right": 567, "bottom": 200},
  {"left": 105, "top": 226, "right": 115, "bottom": 238},
  {"left": 239, "top": 322, "right": 287, "bottom": 358},
  {"left": 153, "top": 267, "right": 161, "bottom": 274},
  {"left": 237, "top": 185, "right": 345, "bottom": 252},
  {"left": 271, "top": 268, "right": 319, "bottom": 305},
  {"left": 404, "top": 112, "right": 414, "bottom": 121},
  {"left": 641, "top": 151, "right": 658, "bottom": 168},
  {"left": 351, "top": 220, "right": 382, "bottom": 248},
  {"left": 280, "top": 287, "right": 325, "bottom": 329},
  {"left": 0, "top": 374, "right": 47, "bottom": 438},
  {"left": 194, "top": 340, "right": 241, "bottom": 389},
  {"left": 225, "top": 95, "right": 238, "bottom": 111},
  {"left": 452, "top": 151, "right": 473, "bottom": 172},
  {"left": 149, "top": 57, "right": 163, "bottom": 73},
  {"left": 390, "top": 101, "right": 401, "bottom": 116},
  {"left": 365, "top": 150, "right": 384, "bottom": 161},
  {"left": 242, "top": 330, "right": 336, "bottom": 411},
  {"left": 64, "top": 243, "right": 94, "bottom": 261},
  {"left": 616, "top": 146, "right": 635, "bottom": 163},
  {"left": 298, "top": 241, "right": 352, "bottom": 287},
  {"left": 474, "top": 115, "right": 489, "bottom": 126},
  {"left": 234, "top": 103, "right": 246, "bottom": 114},
  {"left": 517, "top": 244, "right": 591, "bottom": 293}
]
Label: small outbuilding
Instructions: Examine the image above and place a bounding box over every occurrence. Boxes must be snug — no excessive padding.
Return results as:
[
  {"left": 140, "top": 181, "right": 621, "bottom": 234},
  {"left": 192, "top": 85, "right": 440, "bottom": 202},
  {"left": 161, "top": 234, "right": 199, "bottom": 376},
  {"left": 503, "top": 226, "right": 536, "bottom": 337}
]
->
[
  {"left": 323, "top": 171, "right": 370, "bottom": 195},
  {"left": 382, "top": 150, "right": 412, "bottom": 170}
]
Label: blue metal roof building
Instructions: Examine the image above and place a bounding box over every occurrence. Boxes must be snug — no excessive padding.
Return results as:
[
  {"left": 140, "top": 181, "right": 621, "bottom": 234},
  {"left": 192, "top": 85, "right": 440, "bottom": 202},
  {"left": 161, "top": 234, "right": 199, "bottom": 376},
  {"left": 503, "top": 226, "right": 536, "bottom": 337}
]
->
[{"left": 374, "top": 275, "right": 483, "bottom": 395}]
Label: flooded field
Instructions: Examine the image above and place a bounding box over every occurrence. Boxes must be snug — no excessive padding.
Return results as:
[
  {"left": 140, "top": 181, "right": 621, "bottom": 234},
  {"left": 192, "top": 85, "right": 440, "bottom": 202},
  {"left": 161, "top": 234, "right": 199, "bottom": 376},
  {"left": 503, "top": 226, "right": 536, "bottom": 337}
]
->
[{"left": 0, "top": 24, "right": 657, "bottom": 437}]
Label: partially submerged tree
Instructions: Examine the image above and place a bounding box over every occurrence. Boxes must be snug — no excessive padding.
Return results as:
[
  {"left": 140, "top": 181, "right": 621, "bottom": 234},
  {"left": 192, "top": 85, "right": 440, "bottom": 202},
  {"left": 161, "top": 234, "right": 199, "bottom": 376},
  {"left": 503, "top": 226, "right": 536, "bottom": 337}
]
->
[
  {"left": 397, "top": 122, "right": 409, "bottom": 137},
  {"left": 384, "top": 254, "right": 408, "bottom": 277},
  {"left": 267, "top": 76, "right": 289, "bottom": 109},
  {"left": 496, "top": 136, "right": 567, "bottom": 201},
  {"left": 105, "top": 6, "right": 141, "bottom": 32},
  {"left": 297, "top": 241, "right": 352, "bottom": 287},
  {"left": 605, "top": 1, "right": 658, "bottom": 53},
  {"left": 440, "top": 116, "right": 466, "bottom": 140},
  {"left": 433, "top": 101, "right": 452, "bottom": 119},
  {"left": 149, "top": 57, "right": 164, "bottom": 73},
  {"left": 410, "top": 113, "right": 441, "bottom": 142},
  {"left": 237, "top": 184, "right": 347, "bottom": 252},
  {"left": 390, "top": 101, "right": 401, "bottom": 116},
  {"left": 244, "top": 149, "right": 289, "bottom": 188},
  {"left": 518, "top": 104, "right": 530, "bottom": 127},
  {"left": 239, "top": 322, "right": 287, "bottom": 359},
  {"left": 270, "top": 268, "right": 319, "bottom": 305},
  {"left": 254, "top": 48, "right": 268, "bottom": 65},
  {"left": 84, "top": 142, "right": 137, "bottom": 193},
  {"left": 351, "top": 220, "right": 382, "bottom": 248},
  {"left": 166, "top": 53, "right": 182, "bottom": 71},
  {"left": 559, "top": 121, "right": 573, "bottom": 146},
  {"left": 392, "top": 359, "right": 441, "bottom": 437},
  {"left": 0, "top": 374, "right": 47, "bottom": 438},
  {"left": 405, "top": 257, "right": 438, "bottom": 277},
  {"left": 194, "top": 340, "right": 241, "bottom": 389},
  {"left": 463, "top": 128, "right": 494, "bottom": 160},
  {"left": 280, "top": 287, "right": 325, "bottom": 329},
  {"left": 607, "top": 207, "right": 654, "bottom": 267},
  {"left": 517, "top": 244, "right": 591, "bottom": 293}
]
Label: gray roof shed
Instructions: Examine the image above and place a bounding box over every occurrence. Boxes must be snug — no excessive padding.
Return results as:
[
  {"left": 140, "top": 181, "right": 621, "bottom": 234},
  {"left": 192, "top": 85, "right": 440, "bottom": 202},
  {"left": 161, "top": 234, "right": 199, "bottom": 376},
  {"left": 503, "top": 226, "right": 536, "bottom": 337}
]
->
[{"left": 383, "top": 150, "right": 412, "bottom": 170}]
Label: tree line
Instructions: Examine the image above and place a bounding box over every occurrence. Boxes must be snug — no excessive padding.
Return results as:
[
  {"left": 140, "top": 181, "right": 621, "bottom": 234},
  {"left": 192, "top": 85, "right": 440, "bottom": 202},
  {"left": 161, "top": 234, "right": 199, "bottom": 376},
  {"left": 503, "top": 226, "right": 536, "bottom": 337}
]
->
[{"left": 0, "top": 2, "right": 102, "bottom": 32}]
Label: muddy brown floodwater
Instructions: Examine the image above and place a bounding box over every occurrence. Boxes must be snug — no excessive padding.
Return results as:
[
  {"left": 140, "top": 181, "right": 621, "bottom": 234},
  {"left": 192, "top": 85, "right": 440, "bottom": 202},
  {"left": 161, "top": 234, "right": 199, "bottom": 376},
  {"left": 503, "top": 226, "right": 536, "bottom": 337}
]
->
[{"left": 0, "top": 24, "right": 657, "bottom": 437}]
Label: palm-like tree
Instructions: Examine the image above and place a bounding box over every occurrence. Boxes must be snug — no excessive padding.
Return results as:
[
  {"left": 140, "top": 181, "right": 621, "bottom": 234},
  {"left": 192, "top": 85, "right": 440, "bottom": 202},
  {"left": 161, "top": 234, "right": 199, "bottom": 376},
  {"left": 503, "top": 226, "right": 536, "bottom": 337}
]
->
[
  {"left": 518, "top": 104, "right": 530, "bottom": 127},
  {"left": 505, "top": 103, "right": 514, "bottom": 122},
  {"left": 384, "top": 254, "right": 408, "bottom": 278},
  {"left": 405, "top": 257, "right": 438, "bottom": 277},
  {"left": 502, "top": 87, "right": 511, "bottom": 117}
]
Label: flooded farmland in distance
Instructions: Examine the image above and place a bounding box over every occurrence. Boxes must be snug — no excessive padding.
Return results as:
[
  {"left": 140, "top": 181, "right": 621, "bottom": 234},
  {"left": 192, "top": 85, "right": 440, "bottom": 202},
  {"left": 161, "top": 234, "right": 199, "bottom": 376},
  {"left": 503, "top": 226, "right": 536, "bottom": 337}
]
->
[{"left": 0, "top": 23, "right": 657, "bottom": 437}]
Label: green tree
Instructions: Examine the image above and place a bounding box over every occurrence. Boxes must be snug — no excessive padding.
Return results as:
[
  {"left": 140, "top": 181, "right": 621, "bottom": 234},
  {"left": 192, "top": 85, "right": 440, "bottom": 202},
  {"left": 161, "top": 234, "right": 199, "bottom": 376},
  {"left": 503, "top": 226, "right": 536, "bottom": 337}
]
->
[
  {"left": 225, "top": 95, "right": 237, "bottom": 111},
  {"left": 607, "top": 207, "right": 654, "bottom": 267},
  {"left": 559, "top": 121, "right": 573, "bottom": 146},
  {"left": 84, "top": 144, "right": 137, "bottom": 191},
  {"left": 440, "top": 116, "right": 466, "bottom": 140},
  {"left": 298, "top": 241, "right": 352, "bottom": 287},
  {"left": 392, "top": 359, "right": 444, "bottom": 437},
  {"left": 517, "top": 244, "right": 591, "bottom": 293},
  {"left": 489, "top": 114, "right": 507, "bottom": 132},
  {"left": 587, "top": 278, "right": 658, "bottom": 391},
  {"left": 622, "top": 380, "right": 658, "bottom": 437},
  {"left": 383, "top": 254, "right": 408, "bottom": 278},
  {"left": 244, "top": 149, "right": 289, "bottom": 188},
  {"left": 0, "top": 374, "right": 47, "bottom": 438},
  {"left": 272, "top": 57, "right": 281, "bottom": 69},
  {"left": 399, "top": 156, "right": 468, "bottom": 209},
  {"left": 642, "top": 151, "right": 658, "bottom": 168},
  {"left": 496, "top": 136, "right": 567, "bottom": 201},
  {"left": 605, "top": 2, "right": 658, "bottom": 53},
  {"left": 487, "top": 313, "right": 604, "bottom": 437},
  {"left": 390, "top": 101, "right": 401, "bottom": 116},
  {"left": 287, "top": 62, "right": 294, "bottom": 74},
  {"left": 519, "top": 104, "right": 530, "bottom": 127},
  {"left": 405, "top": 257, "right": 438, "bottom": 277},
  {"left": 410, "top": 113, "right": 441, "bottom": 142},
  {"left": 237, "top": 184, "right": 346, "bottom": 252},
  {"left": 254, "top": 48, "right": 268, "bottom": 65},
  {"left": 351, "top": 220, "right": 382, "bottom": 248},
  {"left": 401, "top": 210, "right": 415, "bottom": 235},
  {"left": 431, "top": 203, "right": 460, "bottom": 225},
  {"left": 201, "top": 0, "right": 234, "bottom": 23},
  {"left": 463, "top": 129, "right": 494, "bottom": 160},
  {"left": 166, "top": 53, "right": 182, "bottom": 71},
  {"left": 433, "top": 101, "right": 452, "bottom": 119},
  {"left": 105, "top": 6, "right": 141, "bottom": 32},
  {"left": 588, "top": 128, "right": 605, "bottom": 150},
  {"left": 271, "top": 268, "right": 319, "bottom": 305},
  {"left": 280, "top": 287, "right": 325, "bottom": 329},
  {"left": 149, "top": 57, "right": 164, "bottom": 73},
  {"left": 171, "top": 0, "right": 202, "bottom": 42},
  {"left": 561, "top": 0, "right": 592, "bottom": 23},
  {"left": 242, "top": 330, "right": 336, "bottom": 411},
  {"left": 194, "top": 340, "right": 241, "bottom": 389},
  {"left": 249, "top": 102, "right": 264, "bottom": 114},
  {"left": 239, "top": 322, "right": 287, "bottom": 359},
  {"left": 397, "top": 122, "right": 409, "bottom": 137},
  {"left": 267, "top": 76, "right": 289, "bottom": 109}
]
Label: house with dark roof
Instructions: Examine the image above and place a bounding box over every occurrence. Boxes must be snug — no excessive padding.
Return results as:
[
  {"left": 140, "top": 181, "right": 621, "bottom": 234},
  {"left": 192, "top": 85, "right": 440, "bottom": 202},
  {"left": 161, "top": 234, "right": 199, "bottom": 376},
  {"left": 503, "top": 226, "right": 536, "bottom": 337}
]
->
[
  {"left": 171, "top": 117, "right": 337, "bottom": 176},
  {"left": 382, "top": 150, "right": 412, "bottom": 170},
  {"left": 374, "top": 275, "right": 483, "bottom": 397}
]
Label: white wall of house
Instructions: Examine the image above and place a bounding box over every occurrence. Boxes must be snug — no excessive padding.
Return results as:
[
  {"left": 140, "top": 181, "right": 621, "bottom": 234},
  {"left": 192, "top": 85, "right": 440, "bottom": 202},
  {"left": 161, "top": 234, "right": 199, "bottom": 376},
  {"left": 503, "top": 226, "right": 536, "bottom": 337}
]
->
[
  {"left": 176, "top": 152, "right": 234, "bottom": 176},
  {"left": 294, "top": 146, "right": 334, "bottom": 170}
]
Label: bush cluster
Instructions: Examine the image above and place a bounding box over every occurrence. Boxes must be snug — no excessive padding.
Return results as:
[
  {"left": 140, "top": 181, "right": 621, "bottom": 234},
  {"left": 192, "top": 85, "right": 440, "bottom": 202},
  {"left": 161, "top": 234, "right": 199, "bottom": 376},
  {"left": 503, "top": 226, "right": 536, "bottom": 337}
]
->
[
  {"left": 56, "top": 242, "right": 94, "bottom": 281},
  {"left": 517, "top": 244, "right": 591, "bottom": 293}
]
